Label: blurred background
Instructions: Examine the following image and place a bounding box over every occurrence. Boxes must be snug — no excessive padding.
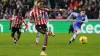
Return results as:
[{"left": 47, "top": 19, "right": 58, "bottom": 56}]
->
[{"left": 0, "top": 0, "right": 100, "bottom": 19}]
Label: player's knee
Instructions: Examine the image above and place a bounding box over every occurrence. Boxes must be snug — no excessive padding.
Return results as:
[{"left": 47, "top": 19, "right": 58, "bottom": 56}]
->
[{"left": 76, "top": 30, "right": 81, "bottom": 35}]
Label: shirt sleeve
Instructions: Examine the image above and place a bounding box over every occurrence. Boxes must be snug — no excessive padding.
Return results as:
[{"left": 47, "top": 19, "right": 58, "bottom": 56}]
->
[
  {"left": 10, "top": 15, "right": 15, "bottom": 23},
  {"left": 30, "top": 11, "right": 33, "bottom": 17},
  {"left": 23, "top": 20, "right": 28, "bottom": 30},
  {"left": 67, "top": 12, "right": 79, "bottom": 19},
  {"left": 11, "top": 15, "right": 15, "bottom": 20},
  {"left": 45, "top": 12, "right": 49, "bottom": 19}
]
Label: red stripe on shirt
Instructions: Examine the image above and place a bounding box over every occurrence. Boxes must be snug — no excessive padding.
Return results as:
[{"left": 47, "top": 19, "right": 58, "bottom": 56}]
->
[{"left": 30, "top": 8, "right": 47, "bottom": 26}]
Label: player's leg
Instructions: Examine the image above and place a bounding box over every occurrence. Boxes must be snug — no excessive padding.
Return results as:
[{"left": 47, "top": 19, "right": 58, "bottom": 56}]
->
[
  {"left": 51, "top": 31, "right": 55, "bottom": 37},
  {"left": 69, "top": 28, "right": 81, "bottom": 44},
  {"left": 35, "top": 32, "right": 40, "bottom": 45},
  {"left": 69, "top": 24, "right": 74, "bottom": 33},
  {"left": 69, "top": 23, "right": 81, "bottom": 44},
  {"left": 11, "top": 27, "right": 17, "bottom": 44},
  {"left": 40, "top": 24, "right": 48, "bottom": 56},
  {"left": 40, "top": 32, "right": 48, "bottom": 56},
  {"left": 16, "top": 28, "right": 21, "bottom": 41},
  {"left": 35, "top": 25, "right": 41, "bottom": 45}
]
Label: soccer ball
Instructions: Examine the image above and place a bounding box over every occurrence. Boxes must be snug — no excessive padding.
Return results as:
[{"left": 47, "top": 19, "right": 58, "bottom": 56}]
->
[{"left": 79, "top": 36, "right": 87, "bottom": 44}]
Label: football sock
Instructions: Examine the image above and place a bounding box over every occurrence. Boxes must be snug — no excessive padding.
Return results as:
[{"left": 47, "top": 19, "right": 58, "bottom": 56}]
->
[
  {"left": 42, "top": 46, "right": 46, "bottom": 51},
  {"left": 42, "top": 33, "right": 48, "bottom": 51},
  {"left": 17, "top": 34, "right": 21, "bottom": 41},
  {"left": 36, "top": 32, "right": 40, "bottom": 43},
  {"left": 70, "top": 34, "right": 77, "bottom": 41}
]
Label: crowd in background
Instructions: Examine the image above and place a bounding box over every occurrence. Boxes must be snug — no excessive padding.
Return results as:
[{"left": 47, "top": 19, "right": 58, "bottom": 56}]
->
[
  {"left": 0, "top": 0, "right": 100, "bottom": 19},
  {"left": 48, "top": 0, "right": 100, "bottom": 19},
  {"left": 0, "top": 0, "right": 33, "bottom": 19}
]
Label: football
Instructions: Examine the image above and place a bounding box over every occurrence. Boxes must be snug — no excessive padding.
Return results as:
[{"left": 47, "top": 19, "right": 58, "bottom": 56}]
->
[{"left": 79, "top": 36, "right": 87, "bottom": 44}]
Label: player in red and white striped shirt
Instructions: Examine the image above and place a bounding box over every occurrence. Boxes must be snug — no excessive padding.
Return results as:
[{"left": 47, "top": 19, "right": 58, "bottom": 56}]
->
[
  {"left": 29, "top": 2, "right": 55, "bottom": 46},
  {"left": 9, "top": 14, "right": 28, "bottom": 44},
  {"left": 30, "top": 1, "right": 49, "bottom": 56},
  {"left": 30, "top": 7, "right": 47, "bottom": 26}
]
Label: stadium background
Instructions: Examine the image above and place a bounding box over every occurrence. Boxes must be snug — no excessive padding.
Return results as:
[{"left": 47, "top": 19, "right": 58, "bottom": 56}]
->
[
  {"left": 0, "top": 0, "right": 100, "bottom": 34},
  {"left": 0, "top": 0, "right": 100, "bottom": 19}
]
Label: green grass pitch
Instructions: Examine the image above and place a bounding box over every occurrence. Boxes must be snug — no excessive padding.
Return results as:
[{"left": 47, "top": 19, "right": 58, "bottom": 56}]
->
[{"left": 0, "top": 33, "right": 100, "bottom": 56}]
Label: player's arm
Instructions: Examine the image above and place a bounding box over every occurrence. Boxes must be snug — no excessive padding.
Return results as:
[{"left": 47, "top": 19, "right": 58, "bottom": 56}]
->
[
  {"left": 67, "top": 12, "right": 79, "bottom": 20},
  {"left": 45, "top": 12, "right": 49, "bottom": 22},
  {"left": 29, "top": 11, "right": 35, "bottom": 23},
  {"left": 9, "top": 16, "right": 14, "bottom": 30},
  {"left": 9, "top": 18, "right": 12, "bottom": 30},
  {"left": 22, "top": 19, "right": 28, "bottom": 32}
]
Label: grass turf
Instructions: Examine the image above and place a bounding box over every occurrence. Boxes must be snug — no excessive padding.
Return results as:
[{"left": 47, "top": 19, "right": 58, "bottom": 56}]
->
[{"left": 0, "top": 33, "right": 100, "bottom": 56}]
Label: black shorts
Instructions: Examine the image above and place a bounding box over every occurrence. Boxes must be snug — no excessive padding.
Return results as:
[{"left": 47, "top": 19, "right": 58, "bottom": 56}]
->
[
  {"left": 35, "top": 24, "right": 47, "bottom": 34},
  {"left": 69, "top": 24, "right": 74, "bottom": 33},
  {"left": 12, "top": 27, "right": 21, "bottom": 34}
]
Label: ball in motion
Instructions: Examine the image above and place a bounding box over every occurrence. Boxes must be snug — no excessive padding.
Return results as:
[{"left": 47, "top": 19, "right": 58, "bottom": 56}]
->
[{"left": 79, "top": 36, "right": 87, "bottom": 44}]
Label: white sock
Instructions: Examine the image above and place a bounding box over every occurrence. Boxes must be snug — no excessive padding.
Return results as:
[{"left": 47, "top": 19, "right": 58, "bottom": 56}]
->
[
  {"left": 36, "top": 32, "right": 40, "bottom": 43},
  {"left": 70, "top": 29, "right": 80, "bottom": 41},
  {"left": 70, "top": 34, "right": 77, "bottom": 41}
]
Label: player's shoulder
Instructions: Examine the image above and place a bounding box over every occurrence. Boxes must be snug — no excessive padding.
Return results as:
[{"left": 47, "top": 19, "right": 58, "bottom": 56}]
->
[
  {"left": 30, "top": 7, "right": 37, "bottom": 13},
  {"left": 83, "top": 14, "right": 87, "bottom": 17},
  {"left": 11, "top": 15, "right": 17, "bottom": 20},
  {"left": 32, "top": 7, "right": 37, "bottom": 11}
]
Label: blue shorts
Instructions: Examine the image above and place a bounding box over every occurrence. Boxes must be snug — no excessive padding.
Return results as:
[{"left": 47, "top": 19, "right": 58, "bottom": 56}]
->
[{"left": 73, "top": 22, "right": 82, "bottom": 31}]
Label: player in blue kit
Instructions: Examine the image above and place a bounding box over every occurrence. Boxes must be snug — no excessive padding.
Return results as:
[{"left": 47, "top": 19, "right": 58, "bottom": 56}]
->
[{"left": 67, "top": 10, "right": 88, "bottom": 44}]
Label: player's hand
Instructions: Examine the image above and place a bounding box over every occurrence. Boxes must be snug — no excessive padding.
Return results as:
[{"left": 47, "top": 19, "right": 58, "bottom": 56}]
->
[{"left": 67, "top": 18, "right": 69, "bottom": 21}]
